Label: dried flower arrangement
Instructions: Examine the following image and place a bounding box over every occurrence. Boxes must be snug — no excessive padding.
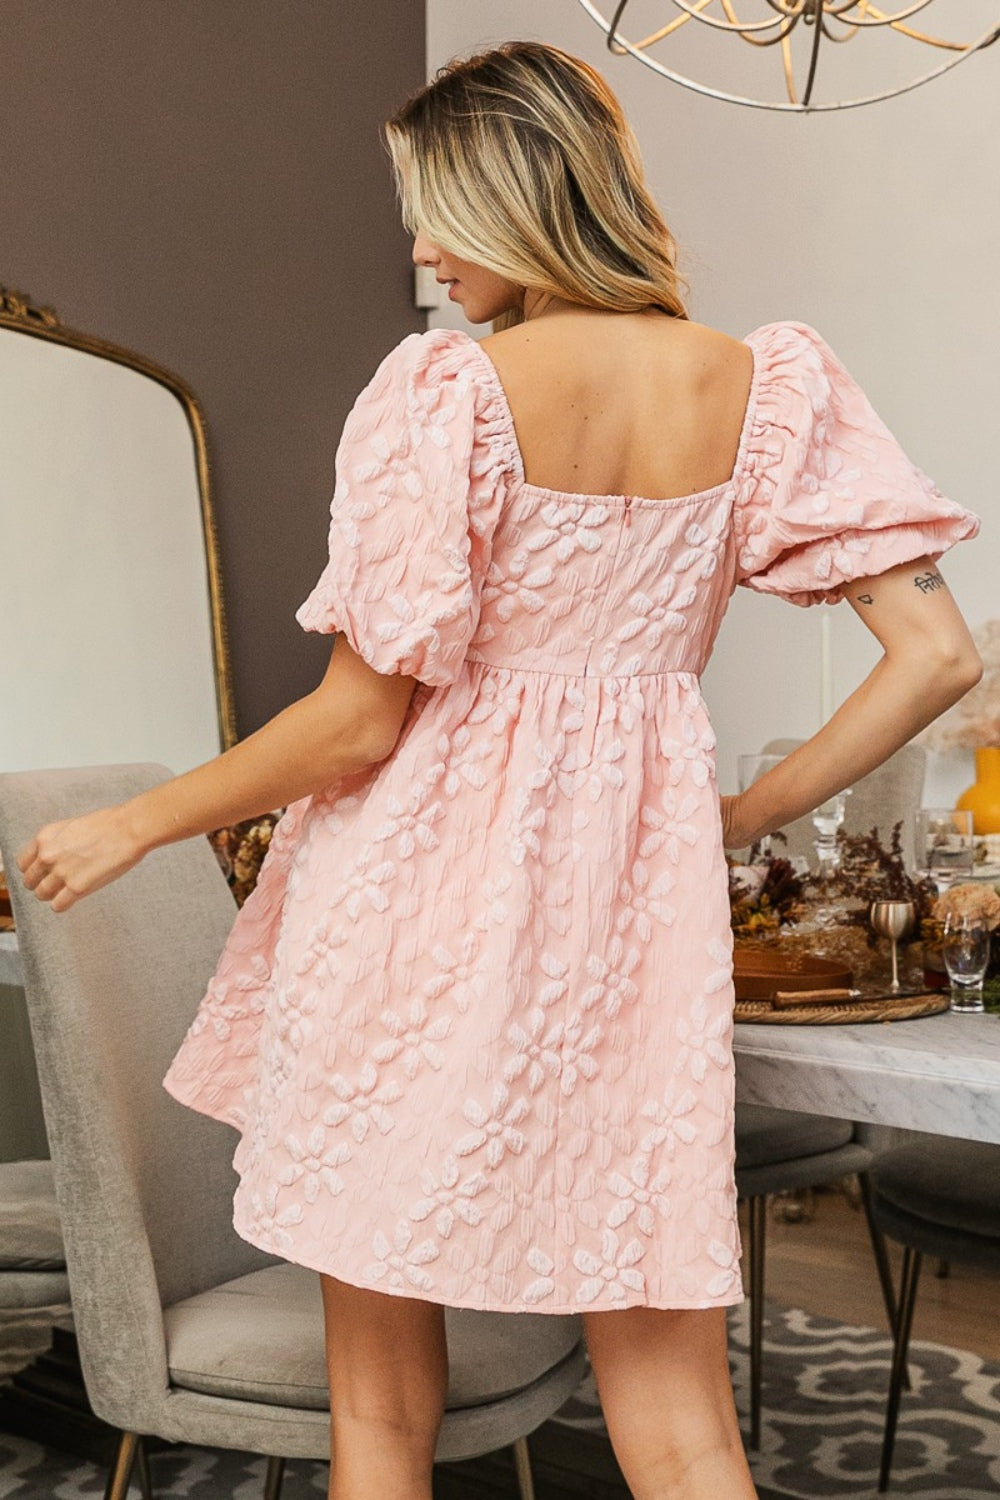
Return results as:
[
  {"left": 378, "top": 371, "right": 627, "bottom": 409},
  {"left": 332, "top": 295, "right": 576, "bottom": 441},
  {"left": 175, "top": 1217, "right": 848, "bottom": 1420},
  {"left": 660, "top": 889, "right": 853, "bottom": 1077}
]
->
[
  {"left": 728, "top": 840, "right": 807, "bottom": 934},
  {"left": 208, "top": 814, "right": 280, "bottom": 907},
  {"left": 920, "top": 618, "right": 1000, "bottom": 751}
]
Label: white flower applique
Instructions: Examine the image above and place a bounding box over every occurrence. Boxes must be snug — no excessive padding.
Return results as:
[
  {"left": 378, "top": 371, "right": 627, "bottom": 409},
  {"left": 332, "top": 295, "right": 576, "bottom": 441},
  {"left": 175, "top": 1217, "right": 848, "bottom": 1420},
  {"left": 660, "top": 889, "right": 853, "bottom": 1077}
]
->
[
  {"left": 573, "top": 1228, "right": 646, "bottom": 1304},
  {"left": 481, "top": 549, "right": 554, "bottom": 622},
  {"left": 523, "top": 500, "right": 608, "bottom": 562},
  {"left": 455, "top": 1083, "right": 530, "bottom": 1168},
  {"left": 365, "top": 1221, "right": 439, "bottom": 1292},
  {"left": 278, "top": 1127, "right": 352, "bottom": 1203},
  {"left": 373, "top": 997, "right": 452, "bottom": 1080},
  {"left": 407, "top": 1158, "right": 489, "bottom": 1239},
  {"left": 323, "top": 1062, "right": 402, "bottom": 1142}
]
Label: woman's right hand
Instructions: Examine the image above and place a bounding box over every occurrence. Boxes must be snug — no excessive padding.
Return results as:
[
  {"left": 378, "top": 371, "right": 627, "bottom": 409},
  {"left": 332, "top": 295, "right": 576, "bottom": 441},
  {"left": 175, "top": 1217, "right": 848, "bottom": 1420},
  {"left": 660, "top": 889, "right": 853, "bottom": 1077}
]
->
[{"left": 17, "top": 804, "right": 147, "bottom": 914}]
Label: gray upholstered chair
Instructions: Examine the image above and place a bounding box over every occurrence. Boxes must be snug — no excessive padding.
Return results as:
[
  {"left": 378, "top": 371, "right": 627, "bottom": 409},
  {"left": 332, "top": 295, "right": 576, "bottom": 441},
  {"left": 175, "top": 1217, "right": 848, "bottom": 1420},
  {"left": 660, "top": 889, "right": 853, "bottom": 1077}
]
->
[
  {"left": 0, "top": 1158, "right": 69, "bottom": 1309},
  {"left": 0, "top": 765, "right": 586, "bottom": 1500},
  {"left": 735, "top": 1105, "right": 897, "bottom": 1450},
  {"left": 760, "top": 739, "right": 927, "bottom": 866},
  {"left": 868, "top": 1138, "right": 1000, "bottom": 1493}
]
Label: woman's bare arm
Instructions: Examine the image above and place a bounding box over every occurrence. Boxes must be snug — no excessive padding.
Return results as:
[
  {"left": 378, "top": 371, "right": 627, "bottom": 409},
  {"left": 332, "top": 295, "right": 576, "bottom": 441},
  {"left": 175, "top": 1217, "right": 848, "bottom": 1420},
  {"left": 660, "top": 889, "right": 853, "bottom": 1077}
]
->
[
  {"left": 721, "top": 555, "right": 982, "bottom": 849},
  {"left": 17, "top": 636, "right": 418, "bottom": 912}
]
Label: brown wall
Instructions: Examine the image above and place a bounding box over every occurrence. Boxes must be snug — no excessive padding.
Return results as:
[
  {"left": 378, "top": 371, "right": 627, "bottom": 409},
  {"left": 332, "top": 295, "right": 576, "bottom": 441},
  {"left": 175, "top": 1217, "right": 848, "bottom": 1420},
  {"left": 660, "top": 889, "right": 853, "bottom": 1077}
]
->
[{"left": 0, "top": 2, "right": 425, "bottom": 734}]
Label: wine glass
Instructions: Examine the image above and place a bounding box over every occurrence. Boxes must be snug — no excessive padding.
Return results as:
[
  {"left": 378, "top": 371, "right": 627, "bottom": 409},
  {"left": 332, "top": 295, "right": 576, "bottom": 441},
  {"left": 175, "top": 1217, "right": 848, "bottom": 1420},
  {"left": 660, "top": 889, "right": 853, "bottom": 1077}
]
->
[
  {"left": 736, "top": 754, "right": 784, "bottom": 860},
  {"left": 812, "top": 791, "right": 851, "bottom": 880},
  {"left": 941, "top": 914, "right": 990, "bottom": 1013},
  {"left": 870, "top": 900, "right": 917, "bottom": 994},
  {"left": 914, "top": 809, "right": 975, "bottom": 895}
]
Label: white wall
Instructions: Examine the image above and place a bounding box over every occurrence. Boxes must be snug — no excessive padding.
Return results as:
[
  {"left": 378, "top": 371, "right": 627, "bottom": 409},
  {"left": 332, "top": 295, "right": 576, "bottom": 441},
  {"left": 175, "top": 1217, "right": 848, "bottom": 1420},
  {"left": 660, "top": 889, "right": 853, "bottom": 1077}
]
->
[{"left": 427, "top": 2, "right": 999, "bottom": 802}]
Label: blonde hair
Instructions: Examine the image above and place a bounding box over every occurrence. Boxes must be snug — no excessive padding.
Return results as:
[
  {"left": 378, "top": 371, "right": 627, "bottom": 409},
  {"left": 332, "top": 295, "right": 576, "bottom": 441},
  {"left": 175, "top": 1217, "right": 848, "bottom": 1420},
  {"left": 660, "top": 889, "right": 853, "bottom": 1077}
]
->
[{"left": 385, "top": 41, "right": 688, "bottom": 326}]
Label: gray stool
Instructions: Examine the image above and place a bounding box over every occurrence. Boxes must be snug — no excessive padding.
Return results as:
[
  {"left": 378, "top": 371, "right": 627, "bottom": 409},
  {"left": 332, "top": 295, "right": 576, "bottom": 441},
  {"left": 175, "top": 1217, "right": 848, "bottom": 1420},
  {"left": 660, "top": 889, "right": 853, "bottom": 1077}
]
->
[
  {"left": 0, "top": 1159, "right": 69, "bottom": 1308},
  {"left": 735, "top": 1105, "right": 897, "bottom": 1449},
  {"left": 869, "top": 1139, "right": 1000, "bottom": 1493}
]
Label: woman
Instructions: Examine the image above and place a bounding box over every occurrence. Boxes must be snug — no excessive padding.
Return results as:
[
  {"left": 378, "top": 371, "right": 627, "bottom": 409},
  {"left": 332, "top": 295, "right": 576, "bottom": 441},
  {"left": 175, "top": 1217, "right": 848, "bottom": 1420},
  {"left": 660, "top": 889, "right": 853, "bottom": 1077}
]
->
[{"left": 19, "top": 41, "right": 980, "bottom": 1500}]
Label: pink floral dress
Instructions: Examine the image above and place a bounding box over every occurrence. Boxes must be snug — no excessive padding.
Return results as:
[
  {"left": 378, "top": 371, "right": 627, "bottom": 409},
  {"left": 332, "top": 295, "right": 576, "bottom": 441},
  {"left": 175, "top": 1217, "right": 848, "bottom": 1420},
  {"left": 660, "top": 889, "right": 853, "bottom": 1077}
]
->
[{"left": 164, "top": 322, "right": 978, "bottom": 1312}]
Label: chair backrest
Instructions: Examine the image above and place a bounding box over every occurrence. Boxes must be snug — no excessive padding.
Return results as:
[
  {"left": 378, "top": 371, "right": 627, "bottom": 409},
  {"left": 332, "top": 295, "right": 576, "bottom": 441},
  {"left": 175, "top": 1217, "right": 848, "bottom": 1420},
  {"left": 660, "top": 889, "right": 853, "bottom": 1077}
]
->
[
  {"left": 0, "top": 765, "right": 274, "bottom": 1427},
  {"left": 760, "top": 740, "right": 926, "bottom": 865}
]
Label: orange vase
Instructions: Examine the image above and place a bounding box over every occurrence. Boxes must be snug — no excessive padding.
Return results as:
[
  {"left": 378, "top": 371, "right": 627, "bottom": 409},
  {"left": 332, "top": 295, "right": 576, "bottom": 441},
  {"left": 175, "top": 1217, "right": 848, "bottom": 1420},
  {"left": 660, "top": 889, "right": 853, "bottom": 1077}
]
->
[{"left": 956, "top": 747, "right": 1000, "bottom": 835}]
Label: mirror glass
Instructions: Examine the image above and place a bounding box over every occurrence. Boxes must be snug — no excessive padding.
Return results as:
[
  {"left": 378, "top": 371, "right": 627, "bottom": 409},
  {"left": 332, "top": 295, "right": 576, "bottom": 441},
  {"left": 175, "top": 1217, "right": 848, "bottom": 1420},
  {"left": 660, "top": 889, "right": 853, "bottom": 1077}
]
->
[{"left": 1, "top": 293, "right": 235, "bottom": 774}]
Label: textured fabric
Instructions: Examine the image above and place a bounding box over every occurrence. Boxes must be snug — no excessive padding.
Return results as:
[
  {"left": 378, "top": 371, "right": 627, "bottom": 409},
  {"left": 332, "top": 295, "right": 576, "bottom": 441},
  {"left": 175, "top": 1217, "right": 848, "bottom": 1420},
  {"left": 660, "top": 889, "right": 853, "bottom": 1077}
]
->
[
  {"left": 0, "top": 1160, "right": 64, "bottom": 1270},
  {"left": 872, "top": 1141, "right": 1000, "bottom": 1242},
  {"left": 164, "top": 323, "right": 978, "bottom": 1313},
  {"left": 165, "top": 1260, "right": 581, "bottom": 1410},
  {"left": 734, "top": 1106, "right": 854, "bottom": 1172}
]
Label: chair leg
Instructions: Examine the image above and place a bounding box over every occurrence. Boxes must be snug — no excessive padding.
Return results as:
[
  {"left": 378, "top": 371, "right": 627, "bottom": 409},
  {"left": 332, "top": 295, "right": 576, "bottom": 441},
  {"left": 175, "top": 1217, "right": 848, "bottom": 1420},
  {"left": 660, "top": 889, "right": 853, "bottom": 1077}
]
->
[
  {"left": 858, "top": 1174, "right": 898, "bottom": 1331},
  {"left": 137, "top": 1439, "right": 154, "bottom": 1500},
  {"left": 747, "top": 1193, "right": 767, "bottom": 1451},
  {"left": 263, "top": 1455, "right": 286, "bottom": 1500},
  {"left": 878, "top": 1246, "right": 923, "bottom": 1494},
  {"left": 858, "top": 1173, "right": 908, "bottom": 1392},
  {"left": 512, "top": 1435, "right": 536, "bottom": 1500},
  {"left": 103, "top": 1431, "right": 141, "bottom": 1500}
]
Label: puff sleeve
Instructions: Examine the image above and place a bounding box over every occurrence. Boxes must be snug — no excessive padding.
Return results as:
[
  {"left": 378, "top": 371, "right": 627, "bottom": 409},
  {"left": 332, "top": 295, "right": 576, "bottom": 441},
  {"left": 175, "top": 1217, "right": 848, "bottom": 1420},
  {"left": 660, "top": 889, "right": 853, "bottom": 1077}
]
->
[
  {"left": 734, "top": 322, "right": 979, "bottom": 606},
  {"left": 296, "top": 329, "right": 514, "bottom": 685}
]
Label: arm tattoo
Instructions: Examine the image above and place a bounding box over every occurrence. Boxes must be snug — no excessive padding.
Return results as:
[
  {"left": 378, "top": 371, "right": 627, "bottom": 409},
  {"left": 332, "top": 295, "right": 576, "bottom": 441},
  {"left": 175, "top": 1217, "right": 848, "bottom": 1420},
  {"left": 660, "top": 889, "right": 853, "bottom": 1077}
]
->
[
  {"left": 855, "top": 592, "right": 874, "bottom": 605},
  {"left": 914, "top": 570, "right": 947, "bottom": 595}
]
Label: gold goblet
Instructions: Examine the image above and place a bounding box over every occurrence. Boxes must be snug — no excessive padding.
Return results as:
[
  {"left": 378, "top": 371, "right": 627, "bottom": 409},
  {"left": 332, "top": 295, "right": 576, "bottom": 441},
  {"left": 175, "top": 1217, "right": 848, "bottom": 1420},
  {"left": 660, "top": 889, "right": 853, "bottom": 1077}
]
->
[{"left": 870, "top": 900, "right": 917, "bottom": 995}]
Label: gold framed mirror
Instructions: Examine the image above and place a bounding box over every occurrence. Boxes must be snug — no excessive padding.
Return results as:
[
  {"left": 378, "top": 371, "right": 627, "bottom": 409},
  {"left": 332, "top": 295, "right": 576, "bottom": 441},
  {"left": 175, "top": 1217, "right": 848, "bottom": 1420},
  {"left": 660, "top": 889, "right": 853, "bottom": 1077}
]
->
[{"left": 1, "top": 286, "right": 236, "bottom": 771}]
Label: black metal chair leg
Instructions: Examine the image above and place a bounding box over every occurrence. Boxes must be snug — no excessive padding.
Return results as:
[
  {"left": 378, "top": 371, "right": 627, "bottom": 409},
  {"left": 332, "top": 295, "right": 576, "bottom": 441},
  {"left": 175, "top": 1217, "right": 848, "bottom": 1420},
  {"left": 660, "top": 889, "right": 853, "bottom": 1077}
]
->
[
  {"left": 263, "top": 1455, "right": 286, "bottom": 1500},
  {"left": 104, "top": 1431, "right": 141, "bottom": 1500},
  {"left": 747, "top": 1193, "right": 767, "bottom": 1451},
  {"left": 878, "top": 1246, "right": 923, "bottom": 1494},
  {"left": 858, "top": 1172, "right": 909, "bottom": 1391}
]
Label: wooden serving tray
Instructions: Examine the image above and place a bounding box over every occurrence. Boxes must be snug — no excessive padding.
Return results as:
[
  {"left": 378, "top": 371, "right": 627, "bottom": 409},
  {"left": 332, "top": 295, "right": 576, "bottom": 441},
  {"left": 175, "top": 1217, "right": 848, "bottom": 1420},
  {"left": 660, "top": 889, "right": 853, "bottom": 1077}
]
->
[
  {"left": 734, "top": 993, "right": 949, "bottom": 1025},
  {"left": 733, "top": 948, "right": 853, "bottom": 1001}
]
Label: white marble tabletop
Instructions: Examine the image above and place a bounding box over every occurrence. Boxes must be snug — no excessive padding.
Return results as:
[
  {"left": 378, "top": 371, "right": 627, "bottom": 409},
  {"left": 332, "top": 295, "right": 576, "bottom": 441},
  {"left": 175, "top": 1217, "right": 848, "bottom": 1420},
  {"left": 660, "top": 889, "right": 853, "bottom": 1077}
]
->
[{"left": 734, "top": 1010, "right": 1000, "bottom": 1145}]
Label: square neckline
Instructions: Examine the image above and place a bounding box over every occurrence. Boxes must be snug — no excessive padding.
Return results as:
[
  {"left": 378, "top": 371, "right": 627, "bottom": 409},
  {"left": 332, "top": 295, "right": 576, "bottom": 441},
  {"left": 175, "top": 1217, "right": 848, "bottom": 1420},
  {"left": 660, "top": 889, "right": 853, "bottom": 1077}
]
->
[{"left": 461, "top": 328, "right": 762, "bottom": 509}]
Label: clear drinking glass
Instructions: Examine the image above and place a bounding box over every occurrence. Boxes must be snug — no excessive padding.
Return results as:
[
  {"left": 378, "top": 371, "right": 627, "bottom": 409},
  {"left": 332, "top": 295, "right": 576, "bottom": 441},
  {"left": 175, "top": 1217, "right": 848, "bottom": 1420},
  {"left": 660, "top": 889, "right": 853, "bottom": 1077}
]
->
[
  {"left": 941, "top": 914, "right": 990, "bottom": 1013},
  {"left": 914, "top": 809, "right": 975, "bottom": 895},
  {"left": 736, "top": 754, "right": 784, "bottom": 860}
]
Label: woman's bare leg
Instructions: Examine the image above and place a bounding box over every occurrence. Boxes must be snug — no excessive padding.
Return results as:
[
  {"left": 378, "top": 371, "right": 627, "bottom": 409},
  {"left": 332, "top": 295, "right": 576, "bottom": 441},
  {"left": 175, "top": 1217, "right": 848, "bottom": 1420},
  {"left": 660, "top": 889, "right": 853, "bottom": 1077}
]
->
[
  {"left": 582, "top": 1304, "right": 757, "bottom": 1500},
  {"left": 320, "top": 1274, "right": 448, "bottom": 1500}
]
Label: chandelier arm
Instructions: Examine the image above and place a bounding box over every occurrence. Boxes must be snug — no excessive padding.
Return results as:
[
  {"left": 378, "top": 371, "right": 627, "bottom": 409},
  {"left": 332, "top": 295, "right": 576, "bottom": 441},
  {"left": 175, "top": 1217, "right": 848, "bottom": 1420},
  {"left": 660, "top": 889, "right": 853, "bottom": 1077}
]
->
[
  {"left": 781, "top": 28, "right": 799, "bottom": 102},
  {"left": 820, "top": 1, "right": 944, "bottom": 28},
  {"left": 574, "top": 3, "right": 1000, "bottom": 111},
  {"left": 606, "top": 0, "right": 631, "bottom": 54},
  {"left": 719, "top": 0, "right": 801, "bottom": 48},
  {"left": 630, "top": 1, "right": 721, "bottom": 54},
  {"left": 663, "top": 0, "right": 801, "bottom": 36},
  {"left": 820, "top": 0, "right": 871, "bottom": 45},
  {"left": 801, "top": 0, "right": 827, "bottom": 105},
  {"left": 887, "top": 23, "right": 982, "bottom": 52}
]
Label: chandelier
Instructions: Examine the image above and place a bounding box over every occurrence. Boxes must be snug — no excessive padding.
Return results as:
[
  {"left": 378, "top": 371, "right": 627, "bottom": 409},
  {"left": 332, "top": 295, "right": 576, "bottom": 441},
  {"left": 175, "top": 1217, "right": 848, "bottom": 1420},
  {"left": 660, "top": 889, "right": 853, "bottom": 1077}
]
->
[{"left": 575, "top": 2, "right": 1000, "bottom": 110}]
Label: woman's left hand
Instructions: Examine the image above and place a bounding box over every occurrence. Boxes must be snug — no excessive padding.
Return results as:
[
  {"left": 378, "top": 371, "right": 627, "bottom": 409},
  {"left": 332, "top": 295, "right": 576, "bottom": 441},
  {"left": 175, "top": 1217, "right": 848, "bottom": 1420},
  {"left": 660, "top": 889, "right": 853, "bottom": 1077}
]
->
[{"left": 17, "top": 805, "right": 147, "bottom": 913}]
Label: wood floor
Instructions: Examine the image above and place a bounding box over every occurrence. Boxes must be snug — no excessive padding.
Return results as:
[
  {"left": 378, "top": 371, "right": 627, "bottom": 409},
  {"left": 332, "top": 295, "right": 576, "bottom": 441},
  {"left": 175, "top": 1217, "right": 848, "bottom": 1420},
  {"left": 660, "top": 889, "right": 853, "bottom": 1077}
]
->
[
  {"left": 757, "top": 1185, "right": 1000, "bottom": 1363},
  {"left": 433, "top": 1185, "right": 1000, "bottom": 1498}
]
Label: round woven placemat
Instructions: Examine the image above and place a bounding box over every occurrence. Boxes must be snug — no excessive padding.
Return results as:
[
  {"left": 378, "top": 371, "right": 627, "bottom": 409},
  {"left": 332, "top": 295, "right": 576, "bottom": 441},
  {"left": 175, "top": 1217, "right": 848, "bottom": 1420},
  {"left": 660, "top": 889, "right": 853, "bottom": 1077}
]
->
[{"left": 734, "top": 993, "right": 949, "bottom": 1025}]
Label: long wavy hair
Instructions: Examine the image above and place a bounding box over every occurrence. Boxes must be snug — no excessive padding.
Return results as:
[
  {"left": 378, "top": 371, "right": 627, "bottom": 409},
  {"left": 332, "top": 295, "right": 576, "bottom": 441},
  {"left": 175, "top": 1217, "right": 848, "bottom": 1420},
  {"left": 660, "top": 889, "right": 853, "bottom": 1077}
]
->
[{"left": 385, "top": 41, "right": 688, "bottom": 327}]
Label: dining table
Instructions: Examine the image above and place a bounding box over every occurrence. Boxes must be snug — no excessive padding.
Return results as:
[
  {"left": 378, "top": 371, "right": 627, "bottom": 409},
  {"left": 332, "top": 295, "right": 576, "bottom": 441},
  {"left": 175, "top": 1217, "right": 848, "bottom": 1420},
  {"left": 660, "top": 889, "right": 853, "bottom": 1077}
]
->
[
  {"left": 4, "top": 928, "right": 999, "bottom": 1145},
  {"left": 734, "top": 1007, "right": 1000, "bottom": 1146}
]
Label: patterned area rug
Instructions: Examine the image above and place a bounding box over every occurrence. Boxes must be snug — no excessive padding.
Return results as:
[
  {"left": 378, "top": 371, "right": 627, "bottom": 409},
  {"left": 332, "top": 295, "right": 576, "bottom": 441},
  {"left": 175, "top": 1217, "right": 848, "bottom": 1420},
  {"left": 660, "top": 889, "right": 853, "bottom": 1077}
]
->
[
  {"left": 557, "top": 1305, "right": 1000, "bottom": 1498},
  {"left": 1, "top": 1303, "right": 998, "bottom": 1497}
]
